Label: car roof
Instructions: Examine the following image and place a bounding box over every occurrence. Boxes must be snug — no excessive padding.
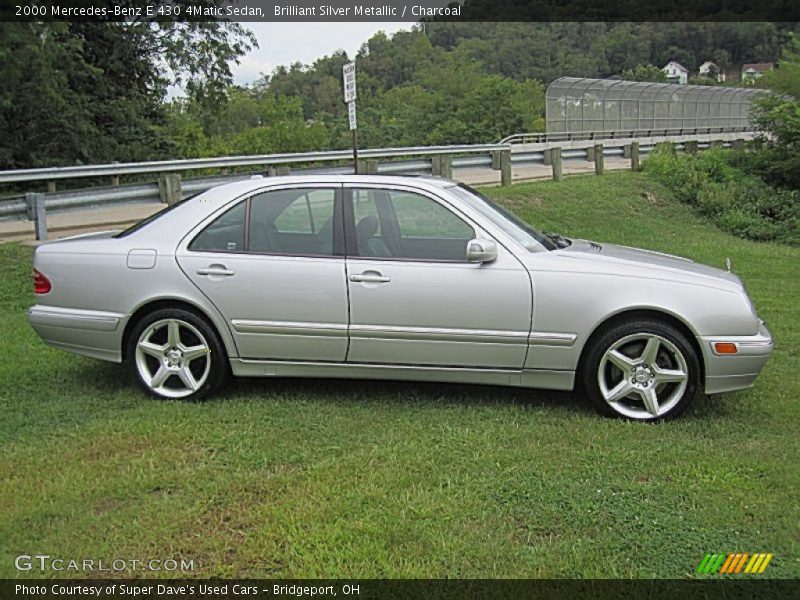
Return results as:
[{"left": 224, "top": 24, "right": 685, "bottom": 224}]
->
[{"left": 202, "top": 174, "right": 458, "bottom": 198}]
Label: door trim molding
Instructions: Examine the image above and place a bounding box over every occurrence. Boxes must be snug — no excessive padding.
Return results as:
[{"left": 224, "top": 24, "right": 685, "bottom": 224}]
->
[
  {"left": 349, "top": 323, "right": 529, "bottom": 345},
  {"left": 528, "top": 331, "right": 578, "bottom": 347},
  {"left": 232, "top": 319, "right": 347, "bottom": 337}
]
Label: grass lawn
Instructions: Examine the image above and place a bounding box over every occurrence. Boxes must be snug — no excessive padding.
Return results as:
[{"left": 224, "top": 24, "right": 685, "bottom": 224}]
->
[{"left": 0, "top": 171, "right": 798, "bottom": 579}]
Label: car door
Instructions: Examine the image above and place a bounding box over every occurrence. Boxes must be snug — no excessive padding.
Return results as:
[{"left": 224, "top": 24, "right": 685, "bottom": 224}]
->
[
  {"left": 176, "top": 185, "right": 349, "bottom": 361},
  {"left": 344, "top": 184, "right": 532, "bottom": 369}
]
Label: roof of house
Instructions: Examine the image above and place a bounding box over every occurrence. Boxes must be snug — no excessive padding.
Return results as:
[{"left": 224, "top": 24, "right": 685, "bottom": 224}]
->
[
  {"left": 663, "top": 61, "right": 689, "bottom": 72},
  {"left": 699, "top": 61, "right": 718, "bottom": 69},
  {"left": 742, "top": 63, "right": 775, "bottom": 73}
]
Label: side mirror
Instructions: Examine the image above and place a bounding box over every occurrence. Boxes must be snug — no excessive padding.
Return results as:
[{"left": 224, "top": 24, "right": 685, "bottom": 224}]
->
[{"left": 466, "top": 238, "right": 497, "bottom": 263}]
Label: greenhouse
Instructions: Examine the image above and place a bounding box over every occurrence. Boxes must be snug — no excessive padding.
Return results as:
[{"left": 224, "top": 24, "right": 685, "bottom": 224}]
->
[{"left": 546, "top": 77, "right": 763, "bottom": 134}]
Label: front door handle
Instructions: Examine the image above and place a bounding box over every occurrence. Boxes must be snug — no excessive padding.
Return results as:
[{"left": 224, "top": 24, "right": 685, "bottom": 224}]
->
[
  {"left": 197, "top": 264, "right": 235, "bottom": 277},
  {"left": 350, "top": 271, "right": 390, "bottom": 283}
]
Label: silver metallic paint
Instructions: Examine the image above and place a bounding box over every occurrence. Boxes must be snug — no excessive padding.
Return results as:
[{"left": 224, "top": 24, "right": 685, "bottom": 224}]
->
[{"left": 29, "top": 175, "right": 772, "bottom": 398}]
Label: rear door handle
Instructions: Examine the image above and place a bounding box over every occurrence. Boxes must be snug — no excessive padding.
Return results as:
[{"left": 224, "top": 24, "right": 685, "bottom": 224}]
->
[
  {"left": 350, "top": 272, "right": 390, "bottom": 283},
  {"left": 197, "top": 265, "right": 235, "bottom": 277}
]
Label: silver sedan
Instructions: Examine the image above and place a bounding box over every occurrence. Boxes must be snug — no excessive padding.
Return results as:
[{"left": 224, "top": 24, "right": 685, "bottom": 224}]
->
[{"left": 28, "top": 175, "right": 772, "bottom": 420}]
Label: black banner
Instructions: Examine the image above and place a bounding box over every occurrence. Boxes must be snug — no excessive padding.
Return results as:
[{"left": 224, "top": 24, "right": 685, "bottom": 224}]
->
[{"left": 1, "top": 0, "right": 799, "bottom": 22}]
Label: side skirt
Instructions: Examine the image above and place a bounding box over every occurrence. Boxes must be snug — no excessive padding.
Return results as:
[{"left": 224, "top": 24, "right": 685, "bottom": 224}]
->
[{"left": 230, "top": 358, "right": 575, "bottom": 391}]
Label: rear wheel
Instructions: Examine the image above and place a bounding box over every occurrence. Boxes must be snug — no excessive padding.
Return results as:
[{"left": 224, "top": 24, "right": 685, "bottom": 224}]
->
[
  {"left": 583, "top": 319, "right": 700, "bottom": 421},
  {"left": 127, "top": 308, "right": 228, "bottom": 401}
]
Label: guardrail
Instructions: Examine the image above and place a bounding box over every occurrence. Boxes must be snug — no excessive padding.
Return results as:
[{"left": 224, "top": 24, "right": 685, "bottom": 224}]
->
[
  {"left": 2, "top": 134, "right": 747, "bottom": 241},
  {"left": 0, "top": 144, "right": 508, "bottom": 185},
  {"left": 500, "top": 126, "right": 753, "bottom": 145}
]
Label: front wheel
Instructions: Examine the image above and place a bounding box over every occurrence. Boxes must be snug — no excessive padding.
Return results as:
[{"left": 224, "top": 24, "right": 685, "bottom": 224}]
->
[
  {"left": 127, "top": 308, "right": 228, "bottom": 401},
  {"left": 582, "top": 319, "right": 700, "bottom": 421}
]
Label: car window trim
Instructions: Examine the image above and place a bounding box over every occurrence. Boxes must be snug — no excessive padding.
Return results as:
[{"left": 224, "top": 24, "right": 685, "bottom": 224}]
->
[
  {"left": 186, "top": 185, "right": 345, "bottom": 259},
  {"left": 343, "top": 185, "right": 477, "bottom": 263}
]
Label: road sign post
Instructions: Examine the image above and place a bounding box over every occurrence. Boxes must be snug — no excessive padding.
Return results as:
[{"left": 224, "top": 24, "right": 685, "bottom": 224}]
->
[{"left": 343, "top": 61, "right": 358, "bottom": 174}]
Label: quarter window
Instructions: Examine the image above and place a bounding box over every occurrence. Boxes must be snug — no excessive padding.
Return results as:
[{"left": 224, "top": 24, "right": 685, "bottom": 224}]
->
[{"left": 188, "top": 201, "right": 246, "bottom": 252}]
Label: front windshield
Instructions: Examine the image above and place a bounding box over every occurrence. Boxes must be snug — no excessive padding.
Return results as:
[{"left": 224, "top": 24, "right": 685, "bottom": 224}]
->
[{"left": 448, "top": 184, "right": 556, "bottom": 251}]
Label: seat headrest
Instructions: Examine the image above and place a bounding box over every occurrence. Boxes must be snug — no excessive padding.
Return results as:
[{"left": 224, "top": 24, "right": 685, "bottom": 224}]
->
[{"left": 356, "top": 215, "right": 380, "bottom": 239}]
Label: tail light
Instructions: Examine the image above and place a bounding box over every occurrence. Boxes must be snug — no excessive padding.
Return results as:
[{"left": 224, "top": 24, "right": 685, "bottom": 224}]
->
[{"left": 33, "top": 269, "right": 51, "bottom": 294}]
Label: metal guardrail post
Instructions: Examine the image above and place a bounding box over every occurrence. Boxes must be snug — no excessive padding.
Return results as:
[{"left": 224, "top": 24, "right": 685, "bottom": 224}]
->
[
  {"left": 551, "top": 148, "right": 563, "bottom": 182},
  {"left": 357, "top": 160, "right": 377, "bottom": 174},
  {"left": 491, "top": 151, "right": 501, "bottom": 170},
  {"left": 594, "top": 144, "right": 604, "bottom": 175},
  {"left": 441, "top": 155, "right": 453, "bottom": 178},
  {"left": 25, "top": 192, "right": 47, "bottom": 241},
  {"left": 685, "top": 141, "right": 698, "bottom": 155},
  {"left": 543, "top": 148, "right": 552, "bottom": 166},
  {"left": 431, "top": 155, "right": 451, "bottom": 177},
  {"left": 733, "top": 139, "right": 745, "bottom": 151},
  {"left": 500, "top": 150, "right": 512, "bottom": 186},
  {"left": 111, "top": 161, "right": 120, "bottom": 186},
  {"left": 158, "top": 173, "right": 182, "bottom": 205},
  {"left": 630, "top": 142, "right": 640, "bottom": 171},
  {"left": 47, "top": 181, "right": 56, "bottom": 193}
]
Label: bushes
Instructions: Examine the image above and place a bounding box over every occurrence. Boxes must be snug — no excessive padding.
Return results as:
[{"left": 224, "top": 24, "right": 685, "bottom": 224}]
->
[{"left": 644, "top": 145, "right": 799, "bottom": 245}]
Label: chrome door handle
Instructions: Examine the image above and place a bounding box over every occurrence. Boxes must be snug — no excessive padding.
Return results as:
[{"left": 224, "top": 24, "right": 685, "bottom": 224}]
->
[
  {"left": 350, "top": 272, "right": 390, "bottom": 283},
  {"left": 197, "top": 265, "right": 235, "bottom": 276}
]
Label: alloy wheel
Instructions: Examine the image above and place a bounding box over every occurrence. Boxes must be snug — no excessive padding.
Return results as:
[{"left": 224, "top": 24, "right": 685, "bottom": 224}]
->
[
  {"left": 597, "top": 333, "right": 689, "bottom": 419},
  {"left": 134, "top": 318, "right": 211, "bottom": 399}
]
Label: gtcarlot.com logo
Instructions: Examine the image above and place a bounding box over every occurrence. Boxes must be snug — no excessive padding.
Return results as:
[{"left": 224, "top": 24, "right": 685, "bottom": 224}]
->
[
  {"left": 697, "top": 552, "right": 773, "bottom": 575},
  {"left": 15, "top": 554, "right": 194, "bottom": 573}
]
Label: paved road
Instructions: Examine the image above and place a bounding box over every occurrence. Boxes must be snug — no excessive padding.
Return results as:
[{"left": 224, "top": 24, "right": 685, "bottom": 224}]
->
[{"left": 1, "top": 156, "right": 634, "bottom": 244}]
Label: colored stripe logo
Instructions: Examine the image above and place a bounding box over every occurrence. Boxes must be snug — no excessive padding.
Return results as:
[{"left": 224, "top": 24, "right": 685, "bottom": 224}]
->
[{"left": 697, "top": 553, "right": 773, "bottom": 574}]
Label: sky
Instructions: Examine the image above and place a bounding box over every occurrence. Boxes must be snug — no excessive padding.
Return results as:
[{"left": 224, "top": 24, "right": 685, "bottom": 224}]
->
[{"left": 231, "top": 22, "right": 414, "bottom": 85}]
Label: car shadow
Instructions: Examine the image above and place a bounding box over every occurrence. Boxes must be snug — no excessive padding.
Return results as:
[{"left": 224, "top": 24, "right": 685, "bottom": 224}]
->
[
  {"left": 72, "top": 360, "right": 728, "bottom": 422},
  {"left": 222, "top": 375, "right": 589, "bottom": 415}
]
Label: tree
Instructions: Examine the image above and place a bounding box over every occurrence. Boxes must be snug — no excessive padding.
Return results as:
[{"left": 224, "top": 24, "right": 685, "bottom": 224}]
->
[
  {"left": 750, "top": 36, "right": 800, "bottom": 189},
  {"left": 0, "top": 10, "right": 255, "bottom": 169},
  {"left": 621, "top": 64, "right": 669, "bottom": 82}
]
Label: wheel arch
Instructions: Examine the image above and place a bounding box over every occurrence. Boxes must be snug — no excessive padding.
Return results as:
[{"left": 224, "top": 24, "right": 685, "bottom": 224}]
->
[
  {"left": 576, "top": 307, "right": 705, "bottom": 382},
  {"left": 121, "top": 297, "right": 235, "bottom": 362}
]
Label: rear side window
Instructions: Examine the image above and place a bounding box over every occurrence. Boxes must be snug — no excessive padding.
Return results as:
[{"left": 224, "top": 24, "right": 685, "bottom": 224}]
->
[{"left": 188, "top": 188, "right": 339, "bottom": 256}]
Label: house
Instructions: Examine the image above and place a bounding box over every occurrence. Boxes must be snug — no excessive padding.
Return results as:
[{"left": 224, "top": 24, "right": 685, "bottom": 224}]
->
[
  {"left": 662, "top": 61, "right": 689, "bottom": 85},
  {"left": 698, "top": 61, "right": 725, "bottom": 82},
  {"left": 741, "top": 63, "right": 774, "bottom": 82}
]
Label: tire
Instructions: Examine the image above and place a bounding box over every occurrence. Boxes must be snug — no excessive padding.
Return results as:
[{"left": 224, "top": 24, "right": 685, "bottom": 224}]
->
[
  {"left": 126, "top": 307, "right": 228, "bottom": 401},
  {"left": 582, "top": 318, "right": 700, "bottom": 421}
]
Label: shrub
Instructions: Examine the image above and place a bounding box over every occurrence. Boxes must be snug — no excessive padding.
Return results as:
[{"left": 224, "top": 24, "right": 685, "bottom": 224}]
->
[{"left": 644, "top": 145, "right": 799, "bottom": 245}]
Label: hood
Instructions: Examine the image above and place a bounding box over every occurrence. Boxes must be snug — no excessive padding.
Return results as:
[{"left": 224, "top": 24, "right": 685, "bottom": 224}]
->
[{"left": 552, "top": 239, "right": 744, "bottom": 290}]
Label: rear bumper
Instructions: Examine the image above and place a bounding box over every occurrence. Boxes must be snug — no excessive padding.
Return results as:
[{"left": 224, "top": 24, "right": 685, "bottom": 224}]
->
[
  {"left": 700, "top": 321, "right": 773, "bottom": 394},
  {"left": 28, "top": 305, "right": 126, "bottom": 362}
]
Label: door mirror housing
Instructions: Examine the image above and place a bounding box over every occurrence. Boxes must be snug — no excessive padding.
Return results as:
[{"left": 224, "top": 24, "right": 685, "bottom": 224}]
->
[{"left": 466, "top": 238, "right": 497, "bottom": 263}]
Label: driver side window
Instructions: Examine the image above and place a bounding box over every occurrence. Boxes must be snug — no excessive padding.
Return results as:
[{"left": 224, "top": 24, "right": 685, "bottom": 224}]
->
[{"left": 351, "top": 189, "right": 475, "bottom": 261}]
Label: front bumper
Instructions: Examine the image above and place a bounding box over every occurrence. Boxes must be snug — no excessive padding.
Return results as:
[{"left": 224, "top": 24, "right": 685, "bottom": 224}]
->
[
  {"left": 700, "top": 321, "right": 773, "bottom": 394},
  {"left": 28, "top": 305, "right": 126, "bottom": 362}
]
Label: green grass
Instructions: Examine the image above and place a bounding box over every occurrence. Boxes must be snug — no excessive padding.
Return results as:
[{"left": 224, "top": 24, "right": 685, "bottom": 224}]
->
[{"left": 1, "top": 171, "right": 798, "bottom": 579}]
